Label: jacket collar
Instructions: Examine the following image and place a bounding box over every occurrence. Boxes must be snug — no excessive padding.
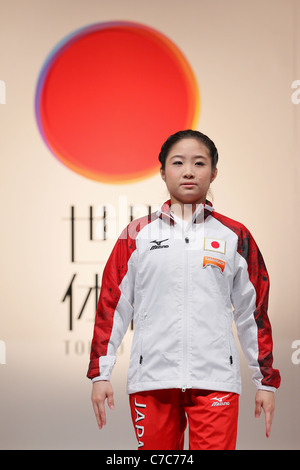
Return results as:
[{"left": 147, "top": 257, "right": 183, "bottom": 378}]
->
[{"left": 157, "top": 199, "right": 214, "bottom": 225}]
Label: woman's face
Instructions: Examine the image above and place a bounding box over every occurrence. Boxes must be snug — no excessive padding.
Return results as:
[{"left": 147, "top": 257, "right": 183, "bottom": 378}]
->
[{"left": 160, "top": 138, "right": 217, "bottom": 209}]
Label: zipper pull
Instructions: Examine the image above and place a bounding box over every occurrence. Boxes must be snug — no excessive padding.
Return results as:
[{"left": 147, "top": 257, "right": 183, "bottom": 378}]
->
[
  {"left": 139, "top": 355, "right": 143, "bottom": 364},
  {"left": 185, "top": 237, "right": 189, "bottom": 244},
  {"left": 229, "top": 355, "right": 233, "bottom": 365}
]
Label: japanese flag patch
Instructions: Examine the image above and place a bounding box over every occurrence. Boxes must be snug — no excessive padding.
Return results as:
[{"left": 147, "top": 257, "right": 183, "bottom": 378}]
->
[{"left": 204, "top": 238, "right": 226, "bottom": 254}]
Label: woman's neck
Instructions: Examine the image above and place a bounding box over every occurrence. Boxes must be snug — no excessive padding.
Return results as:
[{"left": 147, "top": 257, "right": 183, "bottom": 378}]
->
[{"left": 169, "top": 197, "right": 206, "bottom": 221}]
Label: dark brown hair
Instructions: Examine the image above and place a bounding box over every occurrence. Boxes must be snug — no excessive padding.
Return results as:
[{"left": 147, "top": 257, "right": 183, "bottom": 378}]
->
[{"left": 158, "top": 129, "right": 218, "bottom": 170}]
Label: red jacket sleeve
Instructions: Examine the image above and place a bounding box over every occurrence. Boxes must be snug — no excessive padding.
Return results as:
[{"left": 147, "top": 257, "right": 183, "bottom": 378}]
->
[
  {"left": 87, "top": 225, "right": 137, "bottom": 380},
  {"left": 232, "top": 227, "right": 281, "bottom": 390}
]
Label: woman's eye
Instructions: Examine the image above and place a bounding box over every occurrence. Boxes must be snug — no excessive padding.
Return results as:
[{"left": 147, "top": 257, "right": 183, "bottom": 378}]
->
[
  {"left": 173, "top": 161, "right": 182, "bottom": 165},
  {"left": 195, "top": 161, "right": 204, "bottom": 166}
]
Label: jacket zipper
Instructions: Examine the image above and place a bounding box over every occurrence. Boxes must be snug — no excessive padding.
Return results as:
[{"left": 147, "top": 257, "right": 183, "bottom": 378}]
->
[
  {"left": 228, "top": 336, "right": 233, "bottom": 365},
  {"left": 226, "top": 317, "right": 233, "bottom": 366},
  {"left": 182, "top": 235, "right": 190, "bottom": 390},
  {"left": 139, "top": 312, "right": 146, "bottom": 372}
]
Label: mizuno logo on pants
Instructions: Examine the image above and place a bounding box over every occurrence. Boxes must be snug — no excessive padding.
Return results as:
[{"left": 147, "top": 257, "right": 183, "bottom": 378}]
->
[{"left": 210, "top": 394, "right": 230, "bottom": 407}]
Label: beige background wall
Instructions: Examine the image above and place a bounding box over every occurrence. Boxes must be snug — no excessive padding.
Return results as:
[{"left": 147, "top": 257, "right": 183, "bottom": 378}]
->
[{"left": 0, "top": 0, "right": 299, "bottom": 449}]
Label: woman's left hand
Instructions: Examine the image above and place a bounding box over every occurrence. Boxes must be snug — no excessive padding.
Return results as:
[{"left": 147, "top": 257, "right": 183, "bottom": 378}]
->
[{"left": 254, "top": 390, "right": 275, "bottom": 438}]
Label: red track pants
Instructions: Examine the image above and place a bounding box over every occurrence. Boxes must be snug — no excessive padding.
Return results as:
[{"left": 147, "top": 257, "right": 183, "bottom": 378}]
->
[{"left": 129, "top": 389, "right": 239, "bottom": 450}]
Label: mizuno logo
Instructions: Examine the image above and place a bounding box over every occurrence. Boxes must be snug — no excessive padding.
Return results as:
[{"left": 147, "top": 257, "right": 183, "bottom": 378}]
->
[
  {"left": 210, "top": 394, "right": 230, "bottom": 407},
  {"left": 150, "top": 239, "right": 169, "bottom": 250}
]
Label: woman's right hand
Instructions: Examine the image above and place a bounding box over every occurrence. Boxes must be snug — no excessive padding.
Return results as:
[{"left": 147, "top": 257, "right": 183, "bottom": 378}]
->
[{"left": 91, "top": 380, "right": 115, "bottom": 429}]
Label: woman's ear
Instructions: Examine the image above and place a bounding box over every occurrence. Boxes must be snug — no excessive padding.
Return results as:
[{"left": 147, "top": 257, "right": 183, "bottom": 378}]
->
[
  {"left": 211, "top": 167, "right": 218, "bottom": 183},
  {"left": 160, "top": 167, "right": 166, "bottom": 183}
]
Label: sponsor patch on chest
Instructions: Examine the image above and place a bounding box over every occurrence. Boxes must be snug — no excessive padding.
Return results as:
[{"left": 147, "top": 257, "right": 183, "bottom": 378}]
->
[
  {"left": 204, "top": 237, "right": 226, "bottom": 254},
  {"left": 203, "top": 256, "right": 226, "bottom": 272}
]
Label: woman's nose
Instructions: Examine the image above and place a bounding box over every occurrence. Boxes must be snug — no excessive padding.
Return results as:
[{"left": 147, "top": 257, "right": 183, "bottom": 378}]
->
[{"left": 183, "top": 166, "right": 195, "bottom": 178}]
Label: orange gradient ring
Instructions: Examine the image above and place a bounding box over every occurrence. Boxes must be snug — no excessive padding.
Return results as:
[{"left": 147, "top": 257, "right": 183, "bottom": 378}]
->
[{"left": 35, "top": 21, "right": 200, "bottom": 184}]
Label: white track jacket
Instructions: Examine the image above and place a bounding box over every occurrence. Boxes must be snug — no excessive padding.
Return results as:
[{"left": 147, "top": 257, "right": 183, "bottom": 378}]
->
[{"left": 87, "top": 200, "right": 281, "bottom": 395}]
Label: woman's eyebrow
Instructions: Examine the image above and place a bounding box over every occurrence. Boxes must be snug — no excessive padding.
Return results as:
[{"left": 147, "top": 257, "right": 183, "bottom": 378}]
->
[{"left": 169, "top": 154, "right": 208, "bottom": 159}]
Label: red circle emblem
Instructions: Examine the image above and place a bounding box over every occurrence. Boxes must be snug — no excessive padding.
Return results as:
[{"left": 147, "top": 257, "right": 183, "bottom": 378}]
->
[
  {"left": 35, "top": 22, "right": 200, "bottom": 184},
  {"left": 211, "top": 241, "right": 220, "bottom": 249}
]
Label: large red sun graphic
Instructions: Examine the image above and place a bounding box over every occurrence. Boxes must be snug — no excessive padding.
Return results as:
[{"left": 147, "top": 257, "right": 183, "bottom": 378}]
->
[{"left": 35, "top": 21, "right": 200, "bottom": 184}]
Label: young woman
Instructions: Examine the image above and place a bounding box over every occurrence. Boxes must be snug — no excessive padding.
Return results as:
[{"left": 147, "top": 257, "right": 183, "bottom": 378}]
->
[{"left": 87, "top": 130, "right": 281, "bottom": 450}]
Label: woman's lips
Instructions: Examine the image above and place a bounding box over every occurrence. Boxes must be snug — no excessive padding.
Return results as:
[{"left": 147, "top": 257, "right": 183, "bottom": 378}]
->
[{"left": 181, "top": 182, "right": 196, "bottom": 187}]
